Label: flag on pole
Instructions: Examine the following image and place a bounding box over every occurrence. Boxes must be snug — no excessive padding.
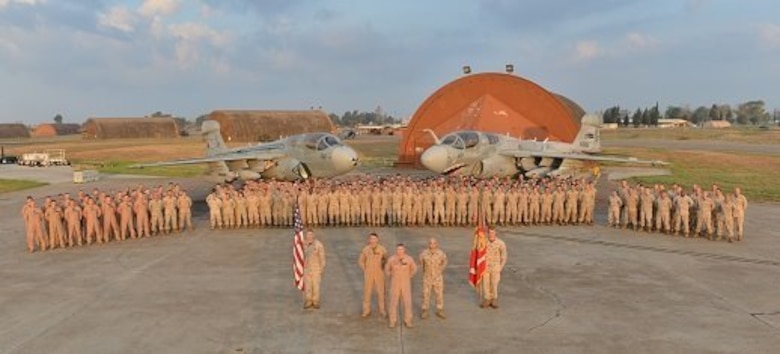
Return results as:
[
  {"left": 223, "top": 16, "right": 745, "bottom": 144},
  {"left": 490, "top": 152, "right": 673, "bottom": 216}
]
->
[
  {"left": 292, "top": 202, "right": 305, "bottom": 291},
  {"left": 469, "top": 192, "right": 487, "bottom": 288}
]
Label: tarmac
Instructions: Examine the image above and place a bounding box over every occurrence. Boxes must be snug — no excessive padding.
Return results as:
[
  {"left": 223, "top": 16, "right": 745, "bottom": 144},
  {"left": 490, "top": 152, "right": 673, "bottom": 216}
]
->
[{"left": 1, "top": 177, "right": 780, "bottom": 353}]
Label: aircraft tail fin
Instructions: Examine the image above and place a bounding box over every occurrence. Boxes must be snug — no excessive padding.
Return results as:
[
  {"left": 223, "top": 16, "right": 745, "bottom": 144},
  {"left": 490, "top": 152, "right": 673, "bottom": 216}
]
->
[
  {"left": 202, "top": 120, "right": 228, "bottom": 157},
  {"left": 572, "top": 114, "right": 602, "bottom": 153}
]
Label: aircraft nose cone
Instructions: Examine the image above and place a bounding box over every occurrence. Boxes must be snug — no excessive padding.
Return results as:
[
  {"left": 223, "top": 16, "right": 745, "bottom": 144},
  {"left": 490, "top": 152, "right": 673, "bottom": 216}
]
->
[
  {"left": 420, "top": 146, "right": 449, "bottom": 173},
  {"left": 332, "top": 146, "right": 359, "bottom": 173}
]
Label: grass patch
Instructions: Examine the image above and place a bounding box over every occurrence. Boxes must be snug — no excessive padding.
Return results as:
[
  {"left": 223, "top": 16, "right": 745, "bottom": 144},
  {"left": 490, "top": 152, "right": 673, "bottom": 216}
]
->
[
  {"left": 0, "top": 179, "right": 48, "bottom": 194},
  {"left": 78, "top": 160, "right": 206, "bottom": 178},
  {"left": 603, "top": 147, "right": 780, "bottom": 202}
]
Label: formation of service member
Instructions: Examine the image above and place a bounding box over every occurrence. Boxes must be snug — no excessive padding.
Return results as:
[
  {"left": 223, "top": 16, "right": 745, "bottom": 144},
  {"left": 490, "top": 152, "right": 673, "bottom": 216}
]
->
[
  {"left": 481, "top": 227, "right": 507, "bottom": 309},
  {"left": 206, "top": 175, "right": 600, "bottom": 229},
  {"left": 419, "top": 237, "right": 447, "bottom": 319},
  {"left": 20, "top": 184, "right": 194, "bottom": 253},
  {"left": 302, "top": 229, "right": 326, "bottom": 310},
  {"left": 385, "top": 243, "right": 417, "bottom": 328},
  {"left": 359, "top": 232, "right": 387, "bottom": 318},
  {"left": 614, "top": 182, "right": 748, "bottom": 242}
]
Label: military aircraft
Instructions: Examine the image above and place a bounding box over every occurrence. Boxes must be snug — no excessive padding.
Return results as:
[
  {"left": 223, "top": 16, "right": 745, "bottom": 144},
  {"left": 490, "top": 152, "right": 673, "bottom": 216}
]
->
[
  {"left": 419, "top": 114, "right": 667, "bottom": 179},
  {"left": 132, "top": 121, "right": 359, "bottom": 182}
]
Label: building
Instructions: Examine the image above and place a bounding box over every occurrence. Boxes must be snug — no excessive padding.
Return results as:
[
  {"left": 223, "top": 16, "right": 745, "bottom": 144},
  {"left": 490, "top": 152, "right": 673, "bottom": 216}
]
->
[
  {"left": 31, "top": 123, "right": 81, "bottom": 137},
  {"left": 82, "top": 118, "right": 180, "bottom": 139},
  {"left": 657, "top": 119, "right": 694, "bottom": 129},
  {"left": 0, "top": 123, "right": 30, "bottom": 139},
  {"left": 702, "top": 120, "right": 732, "bottom": 129},
  {"left": 207, "top": 110, "right": 335, "bottom": 143},
  {"left": 397, "top": 72, "right": 584, "bottom": 167}
]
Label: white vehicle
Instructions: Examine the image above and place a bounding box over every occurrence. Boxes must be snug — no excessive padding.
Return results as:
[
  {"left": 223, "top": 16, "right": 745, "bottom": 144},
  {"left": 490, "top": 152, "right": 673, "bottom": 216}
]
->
[{"left": 19, "top": 149, "right": 69, "bottom": 167}]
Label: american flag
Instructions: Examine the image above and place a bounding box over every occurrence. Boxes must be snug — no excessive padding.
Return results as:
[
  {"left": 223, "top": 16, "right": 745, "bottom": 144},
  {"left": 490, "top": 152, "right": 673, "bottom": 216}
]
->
[{"left": 292, "top": 202, "right": 305, "bottom": 291}]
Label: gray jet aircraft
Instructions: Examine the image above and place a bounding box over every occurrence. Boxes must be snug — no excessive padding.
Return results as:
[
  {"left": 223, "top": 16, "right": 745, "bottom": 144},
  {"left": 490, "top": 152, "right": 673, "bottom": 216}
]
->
[
  {"left": 132, "top": 121, "right": 359, "bottom": 182},
  {"left": 420, "top": 114, "right": 667, "bottom": 179}
]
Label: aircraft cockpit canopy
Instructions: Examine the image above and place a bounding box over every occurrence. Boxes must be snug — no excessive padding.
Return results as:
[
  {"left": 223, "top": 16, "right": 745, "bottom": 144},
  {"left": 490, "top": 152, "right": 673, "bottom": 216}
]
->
[
  {"left": 440, "top": 131, "right": 480, "bottom": 149},
  {"left": 304, "top": 133, "right": 343, "bottom": 151}
]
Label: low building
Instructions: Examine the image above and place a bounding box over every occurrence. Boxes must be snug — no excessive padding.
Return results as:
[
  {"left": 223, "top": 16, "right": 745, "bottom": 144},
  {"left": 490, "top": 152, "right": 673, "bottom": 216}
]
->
[
  {"left": 657, "top": 119, "right": 694, "bottom": 129},
  {"left": 702, "top": 120, "right": 732, "bottom": 129},
  {"left": 0, "top": 123, "right": 30, "bottom": 139},
  {"left": 31, "top": 123, "right": 81, "bottom": 137},
  {"left": 208, "top": 110, "right": 335, "bottom": 143},
  {"left": 82, "top": 117, "right": 180, "bottom": 139}
]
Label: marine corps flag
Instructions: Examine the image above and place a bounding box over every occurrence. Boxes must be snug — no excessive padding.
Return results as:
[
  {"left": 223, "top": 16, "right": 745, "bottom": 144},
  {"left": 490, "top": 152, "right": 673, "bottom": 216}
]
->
[
  {"left": 469, "top": 198, "right": 487, "bottom": 288},
  {"left": 292, "top": 202, "right": 305, "bottom": 291}
]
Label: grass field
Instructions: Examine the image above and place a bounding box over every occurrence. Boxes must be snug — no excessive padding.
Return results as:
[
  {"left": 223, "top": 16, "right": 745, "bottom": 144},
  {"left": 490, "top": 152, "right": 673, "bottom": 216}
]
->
[
  {"left": 603, "top": 147, "right": 780, "bottom": 202},
  {"left": 601, "top": 126, "right": 780, "bottom": 144},
  {"left": 0, "top": 179, "right": 48, "bottom": 194}
]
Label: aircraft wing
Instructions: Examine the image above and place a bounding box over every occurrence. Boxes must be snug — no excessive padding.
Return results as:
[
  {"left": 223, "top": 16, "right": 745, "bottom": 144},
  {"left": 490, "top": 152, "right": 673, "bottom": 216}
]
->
[
  {"left": 130, "top": 150, "right": 286, "bottom": 168},
  {"left": 499, "top": 150, "right": 668, "bottom": 166}
]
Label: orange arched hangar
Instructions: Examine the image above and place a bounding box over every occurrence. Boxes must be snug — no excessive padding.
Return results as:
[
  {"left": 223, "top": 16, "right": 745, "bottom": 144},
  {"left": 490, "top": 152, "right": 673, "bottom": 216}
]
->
[{"left": 397, "top": 72, "right": 584, "bottom": 167}]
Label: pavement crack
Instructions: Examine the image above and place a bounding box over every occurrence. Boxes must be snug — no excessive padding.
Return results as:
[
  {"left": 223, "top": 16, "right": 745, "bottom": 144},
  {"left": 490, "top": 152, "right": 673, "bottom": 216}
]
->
[
  {"left": 750, "top": 312, "right": 780, "bottom": 333},
  {"left": 520, "top": 271, "right": 565, "bottom": 334}
]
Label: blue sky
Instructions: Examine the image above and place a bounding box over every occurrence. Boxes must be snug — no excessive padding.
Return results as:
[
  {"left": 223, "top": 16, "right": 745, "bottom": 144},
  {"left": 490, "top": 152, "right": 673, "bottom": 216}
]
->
[{"left": 0, "top": 0, "right": 778, "bottom": 124}]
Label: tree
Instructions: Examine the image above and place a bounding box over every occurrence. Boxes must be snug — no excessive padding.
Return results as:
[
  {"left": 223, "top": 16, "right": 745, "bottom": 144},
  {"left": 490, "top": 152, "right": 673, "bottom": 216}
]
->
[
  {"left": 708, "top": 104, "right": 719, "bottom": 121},
  {"left": 649, "top": 103, "right": 660, "bottom": 126},
  {"left": 603, "top": 106, "right": 621, "bottom": 124},
  {"left": 665, "top": 106, "right": 683, "bottom": 119},
  {"left": 328, "top": 113, "right": 341, "bottom": 126},
  {"left": 622, "top": 112, "right": 630, "bottom": 127},
  {"left": 194, "top": 114, "right": 209, "bottom": 126},
  {"left": 736, "top": 100, "right": 770, "bottom": 125},
  {"left": 53, "top": 114, "right": 63, "bottom": 124},
  {"left": 691, "top": 106, "right": 709, "bottom": 125},
  {"left": 640, "top": 108, "right": 650, "bottom": 126},
  {"left": 631, "top": 109, "right": 642, "bottom": 128}
]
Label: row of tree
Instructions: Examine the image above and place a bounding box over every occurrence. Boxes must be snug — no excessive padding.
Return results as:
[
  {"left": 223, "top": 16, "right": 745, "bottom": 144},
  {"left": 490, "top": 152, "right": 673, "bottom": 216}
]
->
[
  {"left": 601, "top": 100, "right": 778, "bottom": 126},
  {"left": 328, "top": 106, "right": 402, "bottom": 127}
]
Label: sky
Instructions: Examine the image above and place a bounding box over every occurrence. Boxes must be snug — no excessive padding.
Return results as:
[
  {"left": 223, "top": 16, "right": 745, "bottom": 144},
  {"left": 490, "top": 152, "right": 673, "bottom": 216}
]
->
[{"left": 0, "top": 0, "right": 779, "bottom": 124}]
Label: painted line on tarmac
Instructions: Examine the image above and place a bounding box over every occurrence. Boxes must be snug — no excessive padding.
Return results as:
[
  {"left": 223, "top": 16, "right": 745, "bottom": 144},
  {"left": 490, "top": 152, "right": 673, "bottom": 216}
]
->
[{"left": 503, "top": 229, "right": 780, "bottom": 267}]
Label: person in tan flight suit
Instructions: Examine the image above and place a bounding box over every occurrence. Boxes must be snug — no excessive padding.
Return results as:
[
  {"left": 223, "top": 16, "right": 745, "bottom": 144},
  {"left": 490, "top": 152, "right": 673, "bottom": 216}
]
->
[
  {"left": 221, "top": 194, "right": 236, "bottom": 229},
  {"left": 733, "top": 187, "right": 747, "bottom": 241},
  {"left": 455, "top": 186, "right": 469, "bottom": 226},
  {"left": 518, "top": 187, "right": 529, "bottom": 225},
  {"left": 350, "top": 190, "right": 361, "bottom": 227},
  {"left": 206, "top": 191, "right": 223, "bottom": 229},
  {"left": 378, "top": 187, "right": 390, "bottom": 226},
  {"left": 639, "top": 188, "right": 655, "bottom": 232},
  {"left": 444, "top": 186, "right": 456, "bottom": 226},
  {"left": 260, "top": 190, "right": 273, "bottom": 227},
  {"left": 419, "top": 238, "right": 447, "bottom": 320},
  {"left": 42, "top": 200, "right": 61, "bottom": 249},
  {"left": 177, "top": 190, "right": 193, "bottom": 232},
  {"left": 163, "top": 191, "right": 178, "bottom": 233},
  {"left": 102, "top": 196, "right": 119, "bottom": 242},
  {"left": 625, "top": 188, "right": 640, "bottom": 230},
  {"left": 552, "top": 187, "right": 566, "bottom": 225},
  {"left": 481, "top": 227, "right": 507, "bottom": 309},
  {"left": 564, "top": 185, "right": 579, "bottom": 225},
  {"left": 467, "top": 186, "right": 479, "bottom": 226},
  {"left": 402, "top": 187, "right": 414, "bottom": 226},
  {"left": 64, "top": 199, "right": 83, "bottom": 247},
  {"left": 22, "top": 197, "right": 47, "bottom": 252},
  {"left": 235, "top": 192, "right": 248, "bottom": 229},
  {"left": 608, "top": 191, "right": 623, "bottom": 228},
  {"left": 298, "top": 189, "right": 309, "bottom": 226},
  {"left": 339, "top": 188, "right": 351, "bottom": 226},
  {"left": 422, "top": 187, "right": 434, "bottom": 226},
  {"left": 117, "top": 196, "right": 136, "bottom": 240},
  {"left": 359, "top": 233, "right": 387, "bottom": 318},
  {"left": 134, "top": 193, "right": 151, "bottom": 237},
  {"left": 674, "top": 191, "right": 693, "bottom": 237},
  {"left": 385, "top": 243, "right": 417, "bottom": 328},
  {"left": 149, "top": 194, "right": 164, "bottom": 235},
  {"left": 579, "top": 184, "right": 596, "bottom": 225},
  {"left": 391, "top": 187, "right": 403, "bottom": 226},
  {"left": 247, "top": 191, "right": 260, "bottom": 228},
  {"left": 541, "top": 188, "right": 554, "bottom": 225},
  {"left": 716, "top": 194, "right": 735, "bottom": 242},
  {"left": 528, "top": 187, "right": 540, "bottom": 225},
  {"left": 655, "top": 192, "right": 672, "bottom": 234},
  {"left": 695, "top": 192, "right": 715, "bottom": 239},
  {"left": 492, "top": 187, "right": 506, "bottom": 226},
  {"left": 327, "top": 188, "right": 339, "bottom": 226},
  {"left": 360, "top": 187, "right": 372, "bottom": 226},
  {"left": 505, "top": 187, "right": 518, "bottom": 226},
  {"left": 303, "top": 230, "right": 326, "bottom": 310},
  {"left": 83, "top": 197, "right": 102, "bottom": 245},
  {"left": 481, "top": 187, "right": 493, "bottom": 225}
]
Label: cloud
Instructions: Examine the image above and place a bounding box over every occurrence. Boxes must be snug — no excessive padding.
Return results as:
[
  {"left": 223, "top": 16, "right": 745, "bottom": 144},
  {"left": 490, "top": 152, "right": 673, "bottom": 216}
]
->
[
  {"left": 0, "top": 0, "right": 44, "bottom": 9},
  {"left": 138, "top": 0, "right": 179, "bottom": 18},
  {"left": 97, "top": 6, "right": 137, "bottom": 33},
  {"left": 758, "top": 24, "right": 780, "bottom": 48},
  {"left": 625, "top": 32, "right": 659, "bottom": 50},
  {"left": 574, "top": 40, "right": 602, "bottom": 61}
]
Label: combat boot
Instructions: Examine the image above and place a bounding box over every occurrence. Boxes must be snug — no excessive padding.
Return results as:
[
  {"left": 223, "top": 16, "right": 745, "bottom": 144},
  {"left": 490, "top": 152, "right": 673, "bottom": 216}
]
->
[
  {"left": 421, "top": 309, "right": 429, "bottom": 319},
  {"left": 480, "top": 300, "right": 490, "bottom": 308},
  {"left": 303, "top": 301, "right": 313, "bottom": 309},
  {"left": 435, "top": 310, "right": 447, "bottom": 319},
  {"left": 490, "top": 299, "right": 499, "bottom": 309}
]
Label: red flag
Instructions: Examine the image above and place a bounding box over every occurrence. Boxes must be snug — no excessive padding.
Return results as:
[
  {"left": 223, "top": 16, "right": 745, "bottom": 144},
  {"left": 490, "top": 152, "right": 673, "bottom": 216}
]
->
[
  {"left": 292, "top": 202, "right": 305, "bottom": 291},
  {"left": 469, "top": 194, "right": 487, "bottom": 288}
]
